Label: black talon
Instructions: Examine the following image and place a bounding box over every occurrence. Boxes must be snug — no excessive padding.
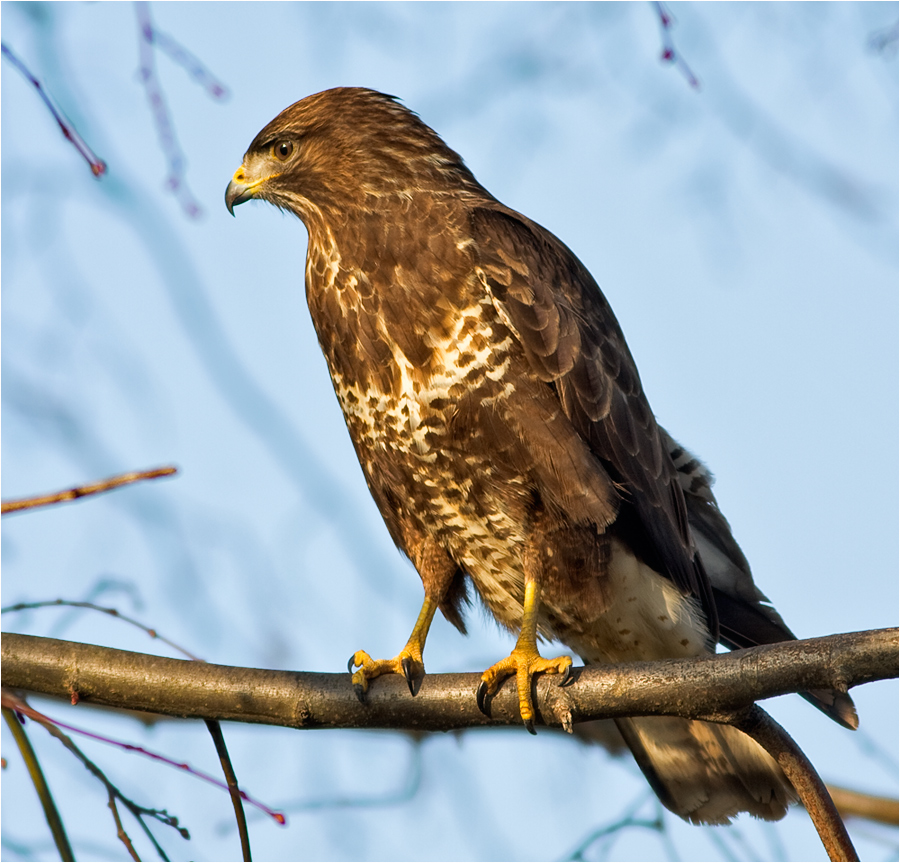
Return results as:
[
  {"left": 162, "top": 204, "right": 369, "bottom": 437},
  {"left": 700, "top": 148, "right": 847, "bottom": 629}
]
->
[
  {"left": 347, "top": 655, "right": 357, "bottom": 674},
  {"left": 400, "top": 657, "right": 416, "bottom": 695},
  {"left": 476, "top": 680, "right": 490, "bottom": 715},
  {"left": 559, "top": 664, "right": 574, "bottom": 687},
  {"left": 523, "top": 716, "right": 536, "bottom": 735},
  {"left": 352, "top": 682, "right": 368, "bottom": 704}
]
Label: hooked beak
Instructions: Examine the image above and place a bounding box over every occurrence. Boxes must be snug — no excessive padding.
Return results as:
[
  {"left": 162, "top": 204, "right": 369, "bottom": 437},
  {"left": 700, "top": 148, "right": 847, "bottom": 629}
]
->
[{"left": 225, "top": 173, "right": 254, "bottom": 216}]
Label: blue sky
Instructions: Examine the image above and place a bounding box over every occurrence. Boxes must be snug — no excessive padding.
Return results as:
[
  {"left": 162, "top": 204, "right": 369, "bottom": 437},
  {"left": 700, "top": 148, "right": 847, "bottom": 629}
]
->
[{"left": 2, "top": 3, "right": 897, "bottom": 861}]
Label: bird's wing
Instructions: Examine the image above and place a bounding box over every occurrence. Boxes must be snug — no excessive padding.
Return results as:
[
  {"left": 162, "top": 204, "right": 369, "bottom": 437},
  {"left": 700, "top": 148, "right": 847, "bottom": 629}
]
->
[
  {"left": 470, "top": 205, "right": 717, "bottom": 636},
  {"left": 662, "top": 430, "right": 858, "bottom": 728},
  {"left": 659, "top": 430, "right": 792, "bottom": 647}
]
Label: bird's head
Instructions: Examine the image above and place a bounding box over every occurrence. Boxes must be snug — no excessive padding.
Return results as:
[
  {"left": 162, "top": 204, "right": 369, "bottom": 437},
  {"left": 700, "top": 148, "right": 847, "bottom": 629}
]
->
[{"left": 225, "top": 87, "right": 480, "bottom": 227}]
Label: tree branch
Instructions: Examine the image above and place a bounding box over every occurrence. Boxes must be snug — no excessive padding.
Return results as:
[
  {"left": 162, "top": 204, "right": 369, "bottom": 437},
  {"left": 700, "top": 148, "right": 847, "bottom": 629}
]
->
[
  {"left": 1, "top": 465, "right": 177, "bottom": 515},
  {"left": 2, "top": 706, "right": 75, "bottom": 862},
  {"left": 3, "top": 628, "right": 895, "bottom": 732},
  {"left": 828, "top": 784, "right": 899, "bottom": 826},
  {"left": 0, "top": 42, "right": 107, "bottom": 177},
  {"left": 710, "top": 705, "right": 858, "bottom": 861}
]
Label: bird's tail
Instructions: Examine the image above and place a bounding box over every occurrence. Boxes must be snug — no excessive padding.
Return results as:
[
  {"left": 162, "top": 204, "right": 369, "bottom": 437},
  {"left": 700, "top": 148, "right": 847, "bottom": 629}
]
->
[{"left": 615, "top": 715, "right": 797, "bottom": 824}]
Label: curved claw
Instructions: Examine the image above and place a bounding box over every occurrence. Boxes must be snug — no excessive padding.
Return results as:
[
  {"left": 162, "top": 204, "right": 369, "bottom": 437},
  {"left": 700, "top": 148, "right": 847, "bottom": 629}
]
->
[
  {"left": 347, "top": 647, "right": 423, "bottom": 701},
  {"left": 400, "top": 656, "right": 416, "bottom": 695},
  {"left": 476, "top": 679, "right": 490, "bottom": 716},
  {"left": 479, "top": 647, "right": 572, "bottom": 731},
  {"left": 558, "top": 664, "right": 574, "bottom": 687}
]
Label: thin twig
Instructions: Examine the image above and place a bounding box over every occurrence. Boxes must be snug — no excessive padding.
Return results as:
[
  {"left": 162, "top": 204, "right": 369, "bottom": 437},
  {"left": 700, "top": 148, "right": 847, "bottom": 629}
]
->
[
  {"left": 718, "top": 705, "right": 858, "bottom": 862},
  {"left": 2, "top": 706, "right": 76, "bottom": 862},
  {"left": 1, "top": 42, "right": 107, "bottom": 176},
  {"left": 827, "top": 784, "right": 899, "bottom": 827},
  {"left": 2, "top": 690, "right": 285, "bottom": 827},
  {"left": 1, "top": 466, "right": 177, "bottom": 515},
  {"left": 2, "top": 598, "right": 201, "bottom": 662},
  {"left": 566, "top": 791, "right": 663, "bottom": 861},
  {"left": 651, "top": 2, "right": 700, "bottom": 89},
  {"left": 3, "top": 691, "right": 186, "bottom": 861},
  {"left": 146, "top": 25, "right": 230, "bottom": 101},
  {"left": 205, "top": 720, "right": 252, "bottom": 861},
  {"left": 106, "top": 789, "right": 141, "bottom": 862},
  {"left": 134, "top": 2, "right": 226, "bottom": 218},
  {"left": 275, "top": 736, "right": 422, "bottom": 815}
]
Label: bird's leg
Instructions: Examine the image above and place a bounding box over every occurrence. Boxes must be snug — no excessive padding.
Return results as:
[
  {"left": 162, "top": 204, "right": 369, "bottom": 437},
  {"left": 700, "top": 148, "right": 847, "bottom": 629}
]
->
[
  {"left": 349, "top": 536, "right": 456, "bottom": 699},
  {"left": 477, "top": 541, "right": 572, "bottom": 734},
  {"left": 349, "top": 594, "right": 438, "bottom": 698}
]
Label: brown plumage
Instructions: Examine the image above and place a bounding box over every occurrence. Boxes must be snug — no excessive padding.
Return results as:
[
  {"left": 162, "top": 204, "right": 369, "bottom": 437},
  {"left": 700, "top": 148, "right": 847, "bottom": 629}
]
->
[{"left": 226, "top": 87, "right": 856, "bottom": 825}]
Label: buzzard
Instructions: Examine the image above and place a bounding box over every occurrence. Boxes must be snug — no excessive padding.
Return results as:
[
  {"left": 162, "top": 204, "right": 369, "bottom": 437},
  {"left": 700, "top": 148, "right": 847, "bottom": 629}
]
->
[{"left": 226, "top": 88, "right": 856, "bottom": 824}]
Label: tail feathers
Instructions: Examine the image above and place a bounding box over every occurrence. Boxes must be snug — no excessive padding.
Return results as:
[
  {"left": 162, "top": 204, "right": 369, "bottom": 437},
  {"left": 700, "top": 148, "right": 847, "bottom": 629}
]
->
[
  {"left": 802, "top": 688, "right": 859, "bottom": 730},
  {"left": 616, "top": 716, "right": 797, "bottom": 825},
  {"left": 715, "top": 586, "right": 858, "bottom": 730},
  {"left": 660, "top": 427, "right": 859, "bottom": 732}
]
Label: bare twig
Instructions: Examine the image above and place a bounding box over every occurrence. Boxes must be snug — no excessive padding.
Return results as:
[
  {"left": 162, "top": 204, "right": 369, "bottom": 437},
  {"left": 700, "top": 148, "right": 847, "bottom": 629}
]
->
[
  {"left": 1, "top": 690, "right": 285, "bottom": 828},
  {"left": 144, "top": 22, "right": 230, "bottom": 100},
  {"left": 106, "top": 788, "right": 141, "bottom": 862},
  {"left": 718, "top": 705, "right": 858, "bottom": 861},
  {"left": 205, "top": 720, "right": 252, "bottom": 861},
  {"left": 2, "top": 706, "right": 75, "bottom": 862},
  {"left": 2, "top": 598, "right": 201, "bottom": 662},
  {"left": 827, "top": 784, "right": 899, "bottom": 827},
  {"left": 3, "top": 628, "right": 894, "bottom": 732},
  {"left": 273, "top": 736, "right": 422, "bottom": 815},
  {"left": 1, "top": 466, "right": 177, "bottom": 516},
  {"left": 134, "top": 1, "right": 228, "bottom": 218},
  {"left": 3, "top": 691, "right": 188, "bottom": 861},
  {"left": 134, "top": 2, "right": 200, "bottom": 217},
  {"left": 565, "top": 793, "right": 671, "bottom": 861},
  {"left": 651, "top": 2, "right": 700, "bottom": 89},
  {"left": 1, "top": 42, "right": 107, "bottom": 177}
]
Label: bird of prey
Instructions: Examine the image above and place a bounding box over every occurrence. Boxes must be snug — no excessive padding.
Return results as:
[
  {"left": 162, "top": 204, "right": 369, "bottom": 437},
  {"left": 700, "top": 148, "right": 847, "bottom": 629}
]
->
[{"left": 226, "top": 87, "right": 856, "bottom": 824}]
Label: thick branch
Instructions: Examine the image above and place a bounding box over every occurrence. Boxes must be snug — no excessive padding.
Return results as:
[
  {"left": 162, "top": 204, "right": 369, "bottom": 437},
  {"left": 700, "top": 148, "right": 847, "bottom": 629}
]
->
[
  {"left": 2, "top": 628, "right": 895, "bottom": 731},
  {"left": 712, "top": 705, "right": 858, "bottom": 861}
]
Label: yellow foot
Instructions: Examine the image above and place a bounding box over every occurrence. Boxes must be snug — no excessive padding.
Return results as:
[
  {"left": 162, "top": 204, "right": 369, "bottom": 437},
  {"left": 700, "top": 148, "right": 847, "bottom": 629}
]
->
[
  {"left": 348, "top": 647, "right": 425, "bottom": 700},
  {"left": 476, "top": 647, "right": 573, "bottom": 734}
]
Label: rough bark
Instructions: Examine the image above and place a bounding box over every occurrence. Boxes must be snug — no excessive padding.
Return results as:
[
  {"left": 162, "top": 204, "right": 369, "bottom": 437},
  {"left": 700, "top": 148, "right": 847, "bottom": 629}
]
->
[{"left": 3, "top": 627, "right": 895, "bottom": 732}]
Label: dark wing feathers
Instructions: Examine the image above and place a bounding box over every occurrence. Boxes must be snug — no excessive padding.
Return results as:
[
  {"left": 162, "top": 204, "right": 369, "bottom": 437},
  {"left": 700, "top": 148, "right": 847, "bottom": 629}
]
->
[
  {"left": 567, "top": 345, "right": 613, "bottom": 423},
  {"left": 503, "top": 382, "right": 621, "bottom": 530},
  {"left": 471, "top": 205, "right": 718, "bottom": 638},
  {"left": 664, "top": 429, "right": 858, "bottom": 729}
]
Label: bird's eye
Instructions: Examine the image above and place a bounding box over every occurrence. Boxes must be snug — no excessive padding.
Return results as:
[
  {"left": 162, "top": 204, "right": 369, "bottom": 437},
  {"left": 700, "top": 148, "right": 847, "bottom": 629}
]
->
[{"left": 273, "top": 140, "right": 294, "bottom": 161}]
